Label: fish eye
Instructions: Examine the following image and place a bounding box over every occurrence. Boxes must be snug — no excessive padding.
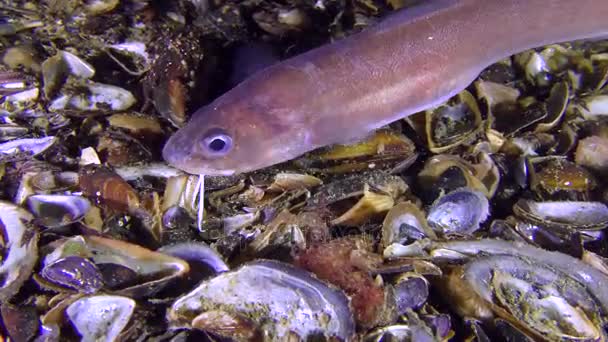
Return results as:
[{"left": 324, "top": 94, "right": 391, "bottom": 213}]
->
[{"left": 201, "top": 128, "right": 233, "bottom": 156}]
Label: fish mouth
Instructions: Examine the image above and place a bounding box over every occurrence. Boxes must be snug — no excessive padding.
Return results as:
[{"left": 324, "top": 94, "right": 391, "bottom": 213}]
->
[{"left": 162, "top": 140, "right": 237, "bottom": 176}]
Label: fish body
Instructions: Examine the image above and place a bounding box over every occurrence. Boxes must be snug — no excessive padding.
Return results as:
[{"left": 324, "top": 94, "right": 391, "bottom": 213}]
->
[{"left": 163, "top": 0, "right": 608, "bottom": 176}]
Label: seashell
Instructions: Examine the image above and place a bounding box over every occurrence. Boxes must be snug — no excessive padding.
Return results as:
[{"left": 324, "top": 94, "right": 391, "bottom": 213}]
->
[
  {"left": 1, "top": 87, "right": 39, "bottom": 113},
  {"left": 266, "top": 172, "right": 322, "bottom": 192},
  {"left": 445, "top": 255, "right": 607, "bottom": 341},
  {"left": 427, "top": 187, "right": 490, "bottom": 235},
  {"left": 42, "top": 51, "right": 95, "bottom": 99},
  {"left": 48, "top": 81, "right": 136, "bottom": 112},
  {"left": 43, "top": 235, "right": 190, "bottom": 297},
  {"left": 41, "top": 256, "right": 103, "bottom": 293},
  {"left": 575, "top": 135, "right": 608, "bottom": 172},
  {"left": 392, "top": 273, "right": 429, "bottom": 314},
  {"left": 168, "top": 259, "right": 355, "bottom": 340},
  {"left": 417, "top": 154, "right": 499, "bottom": 200},
  {"left": 66, "top": 295, "right": 135, "bottom": 341},
  {"left": 295, "top": 129, "right": 417, "bottom": 174},
  {"left": 0, "top": 136, "right": 56, "bottom": 159},
  {"left": 576, "top": 95, "right": 608, "bottom": 119},
  {"left": 159, "top": 242, "right": 229, "bottom": 275},
  {"left": 26, "top": 194, "right": 91, "bottom": 228},
  {"left": 79, "top": 164, "right": 140, "bottom": 212},
  {"left": 331, "top": 183, "right": 396, "bottom": 226},
  {"left": 0, "top": 201, "right": 39, "bottom": 301},
  {"left": 422, "top": 90, "right": 483, "bottom": 153},
  {"left": 0, "top": 303, "right": 39, "bottom": 342},
  {"left": 85, "top": 0, "right": 120, "bottom": 15},
  {"left": 513, "top": 199, "right": 608, "bottom": 232},
  {"left": 528, "top": 158, "right": 596, "bottom": 200},
  {"left": 534, "top": 81, "right": 569, "bottom": 133},
  {"left": 381, "top": 201, "right": 436, "bottom": 248}
]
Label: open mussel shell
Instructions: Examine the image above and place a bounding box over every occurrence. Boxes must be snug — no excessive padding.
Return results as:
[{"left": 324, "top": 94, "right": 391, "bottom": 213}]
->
[
  {"left": 168, "top": 259, "right": 355, "bottom": 340},
  {"left": 427, "top": 187, "right": 490, "bottom": 235},
  {"left": 66, "top": 295, "right": 135, "bottom": 341},
  {"left": 447, "top": 254, "right": 607, "bottom": 341},
  {"left": 418, "top": 238, "right": 608, "bottom": 316},
  {"left": 26, "top": 194, "right": 91, "bottom": 228},
  {"left": 0, "top": 200, "right": 39, "bottom": 301},
  {"left": 41, "top": 235, "right": 189, "bottom": 297},
  {"left": 513, "top": 199, "right": 608, "bottom": 232}
]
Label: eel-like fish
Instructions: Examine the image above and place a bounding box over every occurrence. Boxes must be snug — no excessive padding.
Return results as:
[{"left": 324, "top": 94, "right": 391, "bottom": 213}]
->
[{"left": 163, "top": 0, "right": 608, "bottom": 176}]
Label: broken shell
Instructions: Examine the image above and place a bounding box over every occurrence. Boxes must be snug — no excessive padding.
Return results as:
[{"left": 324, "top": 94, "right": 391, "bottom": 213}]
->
[
  {"left": 381, "top": 201, "right": 436, "bottom": 248},
  {"left": 48, "top": 81, "right": 136, "bottom": 112},
  {"left": 26, "top": 194, "right": 91, "bottom": 228},
  {"left": 534, "top": 81, "right": 569, "bottom": 132},
  {"left": 168, "top": 259, "right": 355, "bottom": 340},
  {"left": 66, "top": 295, "right": 135, "bottom": 341},
  {"left": 307, "top": 171, "right": 408, "bottom": 210},
  {"left": 1, "top": 88, "right": 39, "bottom": 113},
  {"left": 0, "top": 136, "right": 56, "bottom": 160},
  {"left": 423, "top": 90, "right": 483, "bottom": 153},
  {"left": 417, "top": 154, "right": 498, "bottom": 200},
  {"left": 476, "top": 80, "right": 547, "bottom": 138},
  {"left": 41, "top": 51, "right": 95, "bottom": 98},
  {"left": 513, "top": 199, "right": 608, "bottom": 232},
  {"left": 576, "top": 95, "right": 608, "bottom": 119},
  {"left": 85, "top": 0, "right": 120, "bottom": 15},
  {"left": 331, "top": 183, "right": 396, "bottom": 226},
  {"left": 106, "top": 41, "right": 150, "bottom": 75},
  {"left": 514, "top": 49, "right": 552, "bottom": 86},
  {"left": 0, "top": 124, "right": 29, "bottom": 142},
  {"left": 575, "top": 135, "right": 608, "bottom": 172},
  {"left": 0, "top": 201, "right": 39, "bottom": 301},
  {"left": 427, "top": 187, "right": 490, "bottom": 235}
]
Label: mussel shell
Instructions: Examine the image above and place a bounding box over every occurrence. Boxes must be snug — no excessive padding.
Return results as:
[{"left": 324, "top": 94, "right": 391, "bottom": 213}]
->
[
  {"left": 41, "top": 255, "right": 103, "bottom": 293},
  {"left": 462, "top": 254, "right": 606, "bottom": 341},
  {"left": 382, "top": 202, "right": 436, "bottom": 248},
  {"left": 0, "top": 201, "right": 39, "bottom": 301},
  {"left": 66, "top": 295, "right": 135, "bottom": 341},
  {"left": 168, "top": 259, "right": 355, "bottom": 340},
  {"left": 26, "top": 194, "right": 91, "bottom": 228},
  {"left": 427, "top": 188, "right": 490, "bottom": 235},
  {"left": 513, "top": 199, "right": 608, "bottom": 231}
]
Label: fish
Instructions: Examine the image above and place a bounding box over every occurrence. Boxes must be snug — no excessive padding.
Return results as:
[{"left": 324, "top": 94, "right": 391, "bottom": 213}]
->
[{"left": 162, "top": 0, "right": 608, "bottom": 176}]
